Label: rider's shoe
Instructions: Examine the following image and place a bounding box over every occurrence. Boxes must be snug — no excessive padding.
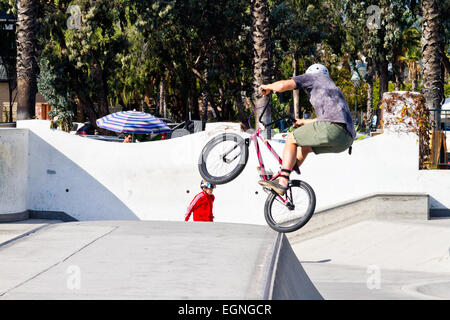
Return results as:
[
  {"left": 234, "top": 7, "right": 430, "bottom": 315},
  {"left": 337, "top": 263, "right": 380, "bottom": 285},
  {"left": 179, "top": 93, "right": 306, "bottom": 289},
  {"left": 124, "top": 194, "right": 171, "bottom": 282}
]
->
[{"left": 258, "top": 179, "right": 288, "bottom": 195}]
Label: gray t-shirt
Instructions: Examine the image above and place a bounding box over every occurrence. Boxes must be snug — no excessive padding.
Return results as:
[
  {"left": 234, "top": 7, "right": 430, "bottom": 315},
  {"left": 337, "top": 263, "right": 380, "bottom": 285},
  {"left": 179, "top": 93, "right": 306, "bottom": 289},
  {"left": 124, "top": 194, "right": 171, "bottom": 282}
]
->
[{"left": 292, "top": 73, "right": 356, "bottom": 139}]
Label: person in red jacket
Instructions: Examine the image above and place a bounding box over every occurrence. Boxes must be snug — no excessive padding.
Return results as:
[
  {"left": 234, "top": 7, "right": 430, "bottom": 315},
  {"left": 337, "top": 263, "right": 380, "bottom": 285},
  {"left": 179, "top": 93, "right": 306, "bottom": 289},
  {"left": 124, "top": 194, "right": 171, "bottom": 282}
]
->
[{"left": 185, "top": 180, "right": 216, "bottom": 222}]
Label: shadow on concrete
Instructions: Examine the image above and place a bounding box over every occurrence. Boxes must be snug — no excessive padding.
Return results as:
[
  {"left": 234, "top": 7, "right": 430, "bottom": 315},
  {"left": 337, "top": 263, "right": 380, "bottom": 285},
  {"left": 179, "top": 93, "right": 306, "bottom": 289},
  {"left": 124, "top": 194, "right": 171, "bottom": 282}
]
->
[
  {"left": 429, "top": 196, "right": 450, "bottom": 218},
  {"left": 300, "top": 259, "right": 332, "bottom": 264},
  {"left": 27, "top": 132, "right": 138, "bottom": 221}
]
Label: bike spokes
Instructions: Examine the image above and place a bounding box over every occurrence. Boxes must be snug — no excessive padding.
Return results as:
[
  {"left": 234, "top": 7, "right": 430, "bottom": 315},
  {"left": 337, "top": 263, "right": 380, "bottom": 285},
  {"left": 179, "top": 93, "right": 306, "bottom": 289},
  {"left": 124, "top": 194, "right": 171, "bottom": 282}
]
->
[
  {"left": 205, "top": 140, "right": 242, "bottom": 176},
  {"left": 267, "top": 182, "right": 313, "bottom": 230}
]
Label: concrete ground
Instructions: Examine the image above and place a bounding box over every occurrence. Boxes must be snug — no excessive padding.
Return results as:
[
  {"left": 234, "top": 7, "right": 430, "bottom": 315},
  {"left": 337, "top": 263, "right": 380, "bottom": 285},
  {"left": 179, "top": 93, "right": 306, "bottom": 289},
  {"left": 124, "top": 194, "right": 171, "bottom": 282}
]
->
[
  {"left": 1, "top": 218, "right": 449, "bottom": 300},
  {"left": 0, "top": 219, "right": 62, "bottom": 246},
  {"left": 290, "top": 218, "right": 450, "bottom": 299},
  {"left": 0, "top": 220, "right": 284, "bottom": 299}
]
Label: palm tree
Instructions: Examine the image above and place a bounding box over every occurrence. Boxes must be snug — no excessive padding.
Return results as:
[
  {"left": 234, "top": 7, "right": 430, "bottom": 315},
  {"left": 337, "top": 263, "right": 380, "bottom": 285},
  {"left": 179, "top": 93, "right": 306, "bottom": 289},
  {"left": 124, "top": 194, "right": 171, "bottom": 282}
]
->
[
  {"left": 399, "top": 27, "right": 422, "bottom": 92},
  {"left": 251, "top": 0, "right": 272, "bottom": 138},
  {"left": 400, "top": 47, "right": 422, "bottom": 92},
  {"left": 421, "top": 0, "right": 445, "bottom": 122},
  {"left": 16, "top": 0, "right": 38, "bottom": 120}
]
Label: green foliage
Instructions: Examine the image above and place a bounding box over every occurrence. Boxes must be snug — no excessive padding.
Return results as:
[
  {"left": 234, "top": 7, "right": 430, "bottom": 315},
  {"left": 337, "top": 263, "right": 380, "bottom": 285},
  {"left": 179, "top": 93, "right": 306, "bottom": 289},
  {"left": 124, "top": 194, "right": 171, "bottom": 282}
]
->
[
  {"left": 270, "top": 93, "right": 293, "bottom": 132},
  {"left": 270, "top": 93, "right": 291, "bottom": 115},
  {"left": 332, "top": 66, "right": 368, "bottom": 113},
  {"left": 32, "top": 0, "right": 139, "bottom": 129},
  {"left": 2, "top": 0, "right": 448, "bottom": 131},
  {"left": 37, "top": 58, "right": 75, "bottom": 131},
  {"left": 445, "top": 81, "right": 450, "bottom": 99}
]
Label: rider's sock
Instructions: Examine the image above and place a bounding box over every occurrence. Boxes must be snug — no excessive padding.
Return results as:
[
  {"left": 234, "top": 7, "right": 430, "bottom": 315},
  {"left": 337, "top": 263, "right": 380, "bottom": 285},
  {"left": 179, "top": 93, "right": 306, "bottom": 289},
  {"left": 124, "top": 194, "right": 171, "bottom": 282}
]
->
[{"left": 279, "top": 168, "right": 291, "bottom": 187}]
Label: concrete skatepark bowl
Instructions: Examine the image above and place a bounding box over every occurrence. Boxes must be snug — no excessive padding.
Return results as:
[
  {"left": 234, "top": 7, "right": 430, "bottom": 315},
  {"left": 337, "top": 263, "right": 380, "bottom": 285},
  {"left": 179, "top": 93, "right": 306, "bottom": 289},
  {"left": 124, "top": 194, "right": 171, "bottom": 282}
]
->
[{"left": 1, "top": 118, "right": 450, "bottom": 300}]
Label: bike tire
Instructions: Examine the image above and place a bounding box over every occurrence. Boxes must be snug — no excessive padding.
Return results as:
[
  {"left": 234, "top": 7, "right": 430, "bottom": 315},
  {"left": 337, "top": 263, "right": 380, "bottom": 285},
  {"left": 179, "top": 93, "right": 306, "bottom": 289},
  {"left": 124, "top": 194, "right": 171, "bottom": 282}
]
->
[
  {"left": 198, "top": 133, "right": 249, "bottom": 185},
  {"left": 264, "top": 180, "right": 316, "bottom": 233}
]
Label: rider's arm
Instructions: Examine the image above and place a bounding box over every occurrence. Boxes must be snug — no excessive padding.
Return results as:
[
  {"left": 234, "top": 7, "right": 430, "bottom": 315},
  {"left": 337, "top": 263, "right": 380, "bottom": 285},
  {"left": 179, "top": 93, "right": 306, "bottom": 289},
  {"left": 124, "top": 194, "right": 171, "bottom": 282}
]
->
[
  {"left": 294, "top": 118, "right": 318, "bottom": 127},
  {"left": 259, "top": 79, "right": 297, "bottom": 95}
]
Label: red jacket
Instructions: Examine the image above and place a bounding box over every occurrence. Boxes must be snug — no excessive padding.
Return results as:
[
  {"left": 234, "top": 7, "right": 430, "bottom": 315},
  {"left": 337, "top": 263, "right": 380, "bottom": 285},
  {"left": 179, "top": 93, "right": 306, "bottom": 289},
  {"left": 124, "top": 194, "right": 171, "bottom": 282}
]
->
[{"left": 185, "top": 191, "right": 215, "bottom": 222}]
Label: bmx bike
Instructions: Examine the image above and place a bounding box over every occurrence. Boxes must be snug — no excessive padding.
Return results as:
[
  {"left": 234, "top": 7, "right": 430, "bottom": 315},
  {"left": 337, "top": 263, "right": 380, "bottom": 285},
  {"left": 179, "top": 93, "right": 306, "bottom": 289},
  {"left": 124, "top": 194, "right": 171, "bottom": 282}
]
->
[{"left": 198, "top": 100, "right": 316, "bottom": 233}]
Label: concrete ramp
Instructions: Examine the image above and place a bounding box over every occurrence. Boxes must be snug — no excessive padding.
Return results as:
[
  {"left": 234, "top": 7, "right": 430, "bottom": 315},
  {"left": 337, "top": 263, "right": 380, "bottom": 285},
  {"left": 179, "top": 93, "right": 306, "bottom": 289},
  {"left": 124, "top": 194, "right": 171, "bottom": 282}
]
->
[
  {"left": 288, "top": 193, "right": 429, "bottom": 243},
  {"left": 270, "top": 234, "right": 323, "bottom": 300},
  {"left": 0, "top": 220, "right": 322, "bottom": 300}
]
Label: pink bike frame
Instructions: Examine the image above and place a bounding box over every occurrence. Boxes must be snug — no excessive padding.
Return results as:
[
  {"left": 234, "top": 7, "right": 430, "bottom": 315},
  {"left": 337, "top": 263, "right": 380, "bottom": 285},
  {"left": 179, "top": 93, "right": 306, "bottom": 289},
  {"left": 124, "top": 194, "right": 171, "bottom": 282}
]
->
[{"left": 250, "top": 129, "right": 294, "bottom": 206}]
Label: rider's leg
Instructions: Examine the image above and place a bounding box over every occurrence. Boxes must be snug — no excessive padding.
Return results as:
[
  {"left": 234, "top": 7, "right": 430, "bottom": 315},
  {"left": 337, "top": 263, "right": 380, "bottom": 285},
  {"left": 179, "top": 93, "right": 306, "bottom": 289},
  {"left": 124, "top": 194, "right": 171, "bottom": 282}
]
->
[
  {"left": 258, "top": 133, "right": 312, "bottom": 195},
  {"left": 278, "top": 133, "right": 299, "bottom": 187},
  {"left": 296, "top": 145, "right": 313, "bottom": 167},
  {"left": 279, "top": 134, "right": 313, "bottom": 185}
]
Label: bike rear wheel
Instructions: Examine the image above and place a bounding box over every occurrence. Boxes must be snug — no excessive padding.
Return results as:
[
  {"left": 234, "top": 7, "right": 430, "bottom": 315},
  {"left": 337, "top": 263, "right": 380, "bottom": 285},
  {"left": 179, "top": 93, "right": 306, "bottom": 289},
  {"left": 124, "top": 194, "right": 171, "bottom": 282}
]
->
[
  {"left": 198, "top": 133, "right": 249, "bottom": 185},
  {"left": 264, "top": 180, "right": 316, "bottom": 233}
]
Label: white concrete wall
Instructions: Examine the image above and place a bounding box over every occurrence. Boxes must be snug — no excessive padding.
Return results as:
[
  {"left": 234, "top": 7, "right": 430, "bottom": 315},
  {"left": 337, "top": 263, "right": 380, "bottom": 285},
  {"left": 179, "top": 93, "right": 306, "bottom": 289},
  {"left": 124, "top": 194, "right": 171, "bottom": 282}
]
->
[
  {"left": 17, "top": 120, "right": 269, "bottom": 224},
  {"left": 0, "top": 119, "right": 448, "bottom": 223},
  {"left": 0, "top": 128, "right": 28, "bottom": 214},
  {"left": 290, "top": 132, "right": 450, "bottom": 211}
]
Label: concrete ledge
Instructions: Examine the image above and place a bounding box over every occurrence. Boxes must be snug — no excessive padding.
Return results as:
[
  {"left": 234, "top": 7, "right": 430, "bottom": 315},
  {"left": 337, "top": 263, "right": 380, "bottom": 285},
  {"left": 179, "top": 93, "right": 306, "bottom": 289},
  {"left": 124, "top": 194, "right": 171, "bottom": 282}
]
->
[
  {"left": 288, "top": 193, "right": 429, "bottom": 243},
  {"left": 0, "top": 211, "right": 29, "bottom": 223}
]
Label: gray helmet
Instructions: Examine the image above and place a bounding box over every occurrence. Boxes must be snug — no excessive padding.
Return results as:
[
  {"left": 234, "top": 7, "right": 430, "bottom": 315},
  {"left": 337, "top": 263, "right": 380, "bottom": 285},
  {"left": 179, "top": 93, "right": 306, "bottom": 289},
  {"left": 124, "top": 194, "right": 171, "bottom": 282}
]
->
[
  {"left": 305, "top": 64, "right": 329, "bottom": 77},
  {"left": 200, "top": 179, "right": 216, "bottom": 189}
]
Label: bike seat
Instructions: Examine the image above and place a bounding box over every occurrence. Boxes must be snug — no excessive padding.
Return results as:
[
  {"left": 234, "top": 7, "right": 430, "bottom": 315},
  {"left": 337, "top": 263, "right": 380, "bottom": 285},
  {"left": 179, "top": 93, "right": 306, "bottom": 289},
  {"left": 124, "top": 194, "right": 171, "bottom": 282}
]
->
[{"left": 292, "top": 164, "right": 301, "bottom": 175}]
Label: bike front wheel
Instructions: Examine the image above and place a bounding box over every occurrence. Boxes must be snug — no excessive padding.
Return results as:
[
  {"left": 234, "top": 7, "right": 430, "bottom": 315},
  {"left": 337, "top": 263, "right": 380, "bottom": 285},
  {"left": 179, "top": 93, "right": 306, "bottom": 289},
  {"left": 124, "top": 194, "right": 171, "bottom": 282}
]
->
[
  {"left": 198, "top": 133, "right": 249, "bottom": 185},
  {"left": 264, "top": 180, "right": 316, "bottom": 233}
]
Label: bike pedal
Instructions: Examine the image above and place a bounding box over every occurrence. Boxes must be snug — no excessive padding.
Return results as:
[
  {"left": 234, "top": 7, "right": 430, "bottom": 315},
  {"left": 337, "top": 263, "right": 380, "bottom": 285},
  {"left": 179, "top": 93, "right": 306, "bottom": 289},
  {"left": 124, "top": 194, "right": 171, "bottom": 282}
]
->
[{"left": 262, "top": 187, "right": 272, "bottom": 194}]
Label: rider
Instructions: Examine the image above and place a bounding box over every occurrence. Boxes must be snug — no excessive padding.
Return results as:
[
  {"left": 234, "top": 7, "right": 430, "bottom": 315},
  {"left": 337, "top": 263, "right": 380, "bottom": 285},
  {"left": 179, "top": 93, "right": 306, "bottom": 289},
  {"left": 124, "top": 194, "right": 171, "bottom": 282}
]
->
[
  {"left": 185, "top": 180, "right": 216, "bottom": 222},
  {"left": 258, "top": 63, "right": 355, "bottom": 195}
]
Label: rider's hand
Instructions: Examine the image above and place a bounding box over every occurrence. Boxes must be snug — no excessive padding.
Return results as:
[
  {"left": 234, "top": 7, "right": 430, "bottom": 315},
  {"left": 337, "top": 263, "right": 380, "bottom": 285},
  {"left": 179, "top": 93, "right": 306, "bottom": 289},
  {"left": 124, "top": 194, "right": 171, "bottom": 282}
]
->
[
  {"left": 293, "top": 119, "right": 307, "bottom": 128},
  {"left": 259, "top": 85, "right": 272, "bottom": 96}
]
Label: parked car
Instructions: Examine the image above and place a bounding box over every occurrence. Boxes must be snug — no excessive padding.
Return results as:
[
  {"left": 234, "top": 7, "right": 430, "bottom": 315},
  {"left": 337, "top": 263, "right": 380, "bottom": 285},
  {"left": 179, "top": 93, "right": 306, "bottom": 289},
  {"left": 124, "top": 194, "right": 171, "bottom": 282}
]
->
[
  {"left": 157, "top": 117, "right": 179, "bottom": 129},
  {"left": 70, "top": 122, "right": 88, "bottom": 134},
  {"left": 72, "top": 122, "right": 124, "bottom": 142},
  {"left": 84, "top": 135, "right": 124, "bottom": 142},
  {"left": 74, "top": 122, "right": 95, "bottom": 135}
]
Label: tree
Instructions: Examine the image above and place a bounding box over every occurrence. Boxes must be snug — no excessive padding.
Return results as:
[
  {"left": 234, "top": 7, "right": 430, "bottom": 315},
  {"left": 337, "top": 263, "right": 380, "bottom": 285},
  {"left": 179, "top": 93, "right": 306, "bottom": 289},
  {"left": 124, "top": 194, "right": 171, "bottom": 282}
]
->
[
  {"left": 16, "top": 0, "right": 38, "bottom": 120},
  {"left": 37, "top": 58, "right": 74, "bottom": 131},
  {"left": 136, "top": 0, "right": 253, "bottom": 124},
  {"left": 442, "top": 0, "right": 450, "bottom": 77},
  {"left": 421, "top": 0, "right": 445, "bottom": 125},
  {"left": 269, "top": 0, "right": 329, "bottom": 118},
  {"left": 399, "top": 27, "right": 422, "bottom": 92},
  {"left": 251, "top": 0, "right": 272, "bottom": 138},
  {"left": 37, "top": 0, "right": 136, "bottom": 130},
  {"left": 342, "top": 1, "right": 418, "bottom": 129}
]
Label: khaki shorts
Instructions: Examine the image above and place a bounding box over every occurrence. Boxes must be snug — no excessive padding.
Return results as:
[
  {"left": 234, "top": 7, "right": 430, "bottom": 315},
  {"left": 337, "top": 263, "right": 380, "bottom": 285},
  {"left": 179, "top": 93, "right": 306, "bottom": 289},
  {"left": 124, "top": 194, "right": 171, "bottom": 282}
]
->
[{"left": 292, "top": 121, "right": 353, "bottom": 154}]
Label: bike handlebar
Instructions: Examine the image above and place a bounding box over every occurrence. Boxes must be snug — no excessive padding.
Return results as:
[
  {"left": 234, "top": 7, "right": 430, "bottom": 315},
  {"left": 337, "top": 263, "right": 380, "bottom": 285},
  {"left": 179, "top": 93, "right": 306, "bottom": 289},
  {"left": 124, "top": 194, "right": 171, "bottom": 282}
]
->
[{"left": 258, "top": 99, "right": 296, "bottom": 128}]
